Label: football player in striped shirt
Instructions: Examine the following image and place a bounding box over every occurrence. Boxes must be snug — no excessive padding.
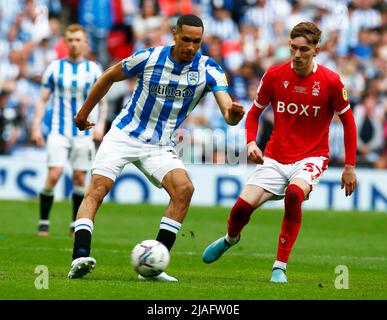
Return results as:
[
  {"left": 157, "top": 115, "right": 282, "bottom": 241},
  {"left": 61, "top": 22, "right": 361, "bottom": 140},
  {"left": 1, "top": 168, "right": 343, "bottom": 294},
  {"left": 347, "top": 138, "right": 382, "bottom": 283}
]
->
[
  {"left": 202, "top": 22, "right": 358, "bottom": 283},
  {"left": 67, "top": 14, "right": 245, "bottom": 281},
  {"left": 32, "top": 24, "right": 107, "bottom": 238}
]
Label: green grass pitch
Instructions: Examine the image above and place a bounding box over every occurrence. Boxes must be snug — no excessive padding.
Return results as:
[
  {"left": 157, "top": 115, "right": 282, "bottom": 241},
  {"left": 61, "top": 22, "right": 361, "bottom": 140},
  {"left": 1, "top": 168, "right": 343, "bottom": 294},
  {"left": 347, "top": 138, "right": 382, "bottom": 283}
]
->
[{"left": 0, "top": 200, "right": 386, "bottom": 300}]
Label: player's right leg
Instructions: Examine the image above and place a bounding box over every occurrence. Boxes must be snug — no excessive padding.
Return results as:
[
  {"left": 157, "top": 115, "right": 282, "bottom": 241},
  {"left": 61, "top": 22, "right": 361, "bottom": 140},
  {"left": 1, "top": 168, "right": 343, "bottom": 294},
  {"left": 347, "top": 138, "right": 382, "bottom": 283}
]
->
[
  {"left": 37, "top": 167, "right": 63, "bottom": 236},
  {"left": 69, "top": 128, "right": 127, "bottom": 279},
  {"left": 68, "top": 174, "right": 114, "bottom": 279},
  {"left": 202, "top": 185, "right": 273, "bottom": 263},
  {"left": 38, "top": 134, "right": 69, "bottom": 236}
]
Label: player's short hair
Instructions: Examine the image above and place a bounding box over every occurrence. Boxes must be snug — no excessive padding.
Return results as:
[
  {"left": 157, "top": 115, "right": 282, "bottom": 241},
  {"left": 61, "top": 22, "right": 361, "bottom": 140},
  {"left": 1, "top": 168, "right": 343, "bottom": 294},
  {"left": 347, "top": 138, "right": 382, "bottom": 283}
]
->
[
  {"left": 290, "top": 22, "right": 321, "bottom": 45},
  {"left": 65, "top": 24, "right": 87, "bottom": 36},
  {"left": 176, "top": 14, "right": 204, "bottom": 33}
]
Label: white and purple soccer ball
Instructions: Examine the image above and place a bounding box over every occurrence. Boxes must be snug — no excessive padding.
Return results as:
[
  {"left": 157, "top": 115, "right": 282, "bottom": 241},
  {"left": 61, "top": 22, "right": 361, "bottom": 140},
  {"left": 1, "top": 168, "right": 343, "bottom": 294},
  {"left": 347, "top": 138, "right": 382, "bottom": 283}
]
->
[{"left": 131, "top": 240, "right": 170, "bottom": 277}]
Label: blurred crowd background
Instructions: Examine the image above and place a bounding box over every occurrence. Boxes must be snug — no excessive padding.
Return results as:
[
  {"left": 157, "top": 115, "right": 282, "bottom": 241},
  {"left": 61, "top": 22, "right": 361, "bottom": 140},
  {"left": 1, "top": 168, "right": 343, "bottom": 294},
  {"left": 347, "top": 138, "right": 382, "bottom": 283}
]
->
[{"left": 0, "top": 0, "right": 386, "bottom": 168}]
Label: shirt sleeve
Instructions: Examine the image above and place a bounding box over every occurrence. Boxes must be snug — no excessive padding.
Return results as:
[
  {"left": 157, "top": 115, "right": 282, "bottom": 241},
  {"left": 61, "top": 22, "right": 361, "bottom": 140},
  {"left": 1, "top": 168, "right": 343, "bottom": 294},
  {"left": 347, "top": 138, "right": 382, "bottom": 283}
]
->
[
  {"left": 41, "top": 62, "right": 55, "bottom": 91},
  {"left": 205, "top": 58, "right": 228, "bottom": 92},
  {"left": 121, "top": 48, "right": 153, "bottom": 78},
  {"left": 255, "top": 69, "right": 272, "bottom": 107},
  {"left": 331, "top": 74, "right": 350, "bottom": 114}
]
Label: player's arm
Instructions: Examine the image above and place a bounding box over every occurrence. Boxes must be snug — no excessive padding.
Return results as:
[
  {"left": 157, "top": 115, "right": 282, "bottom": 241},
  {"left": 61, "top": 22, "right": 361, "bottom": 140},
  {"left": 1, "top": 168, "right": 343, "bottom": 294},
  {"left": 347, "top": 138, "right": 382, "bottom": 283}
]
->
[
  {"left": 246, "top": 103, "right": 265, "bottom": 164},
  {"left": 31, "top": 87, "right": 51, "bottom": 146},
  {"left": 338, "top": 107, "right": 357, "bottom": 196},
  {"left": 213, "top": 90, "right": 245, "bottom": 126},
  {"left": 75, "top": 63, "right": 127, "bottom": 131}
]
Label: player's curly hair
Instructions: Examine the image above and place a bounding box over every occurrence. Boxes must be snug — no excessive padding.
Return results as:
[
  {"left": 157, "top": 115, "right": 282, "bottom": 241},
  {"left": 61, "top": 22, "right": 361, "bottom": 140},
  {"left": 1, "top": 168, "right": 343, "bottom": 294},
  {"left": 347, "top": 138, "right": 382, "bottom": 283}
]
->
[{"left": 290, "top": 22, "right": 322, "bottom": 45}]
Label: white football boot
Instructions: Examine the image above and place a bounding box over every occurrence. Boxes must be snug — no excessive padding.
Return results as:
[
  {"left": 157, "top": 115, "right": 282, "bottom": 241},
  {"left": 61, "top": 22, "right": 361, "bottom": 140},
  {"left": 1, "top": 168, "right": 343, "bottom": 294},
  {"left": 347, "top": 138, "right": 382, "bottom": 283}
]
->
[
  {"left": 68, "top": 257, "right": 96, "bottom": 279},
  {"left": 138, "top": 272, "right": 178, "bottom": 282}
]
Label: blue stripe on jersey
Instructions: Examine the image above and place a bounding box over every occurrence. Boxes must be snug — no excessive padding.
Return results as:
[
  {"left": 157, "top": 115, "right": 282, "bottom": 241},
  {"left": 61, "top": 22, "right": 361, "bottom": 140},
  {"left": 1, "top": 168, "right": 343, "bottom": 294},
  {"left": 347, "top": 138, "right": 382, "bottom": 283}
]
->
[
  {"left": 150, "top": 62, "right": 182, "bottom": 143},
  {"left": 122, "top": 47, "right": 155, "bottom": 78},
  {"left": 44, "top": 73, "right": 54, "bottom": 91},
  {"left": 130, "top": 47, "right": 169, "bottom": 139},
  {"left": 212, "top": 86, "right": 228, "bottom": 92},
  {"left": 58, "top": 60, "right": 65, "bottom": 135},
  {"left": 173, "top": 55, "right": 201, "bottom": 131},
  {"left": 71, "top": 62, "right": 78, "bottom": 136},
  {"left": 116, "top": 78, "right": 144, "bottom": 129},
  {"left": 84, "top": 61, "right": 91, "bottom": 137},
  {"left": 83, "top": 61, "right": 90, "bottom": 101}
]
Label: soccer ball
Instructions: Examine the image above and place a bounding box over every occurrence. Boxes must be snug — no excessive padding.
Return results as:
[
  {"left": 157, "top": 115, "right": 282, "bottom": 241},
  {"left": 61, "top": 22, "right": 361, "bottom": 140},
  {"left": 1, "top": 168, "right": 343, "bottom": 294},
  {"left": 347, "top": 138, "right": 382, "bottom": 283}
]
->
[{"left": 130, "top": 240, "right": 170, "bottom": 277}]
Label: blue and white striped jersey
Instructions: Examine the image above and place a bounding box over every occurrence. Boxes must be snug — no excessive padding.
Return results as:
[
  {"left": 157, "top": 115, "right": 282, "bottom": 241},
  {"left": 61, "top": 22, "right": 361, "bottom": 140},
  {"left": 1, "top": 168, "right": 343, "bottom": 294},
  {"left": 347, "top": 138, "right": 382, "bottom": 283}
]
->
[
  {"left": 113, "top": 46, "right": 228, "bottom": 145},
  {"left": 42, "top": 58, "right": 102, "bottom": 137}
]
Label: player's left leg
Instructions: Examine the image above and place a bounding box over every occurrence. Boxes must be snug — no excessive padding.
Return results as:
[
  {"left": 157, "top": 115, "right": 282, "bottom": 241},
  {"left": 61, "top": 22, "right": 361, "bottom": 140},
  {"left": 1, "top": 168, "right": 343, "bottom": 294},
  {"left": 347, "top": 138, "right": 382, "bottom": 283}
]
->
[
  {"left": 71, "top": 170, "right": 86, "bottom": 237},
  {"left": 159, "top": 168, "right": 194, "bottom": 249},
  {"left": 135, "top": 148, "right": 192, "bottom": 282},
  {"left": 70, "top": 136, "right": 95, "bottom": 237},
  {"left": 271, "top": 156, "right": 328, "bottom": 283},
  {"left": 139, "top": 169, "right": 193, "bottom": 282},
  {"left": 271, "top": 179, "right": 309, "bottom": 283}
]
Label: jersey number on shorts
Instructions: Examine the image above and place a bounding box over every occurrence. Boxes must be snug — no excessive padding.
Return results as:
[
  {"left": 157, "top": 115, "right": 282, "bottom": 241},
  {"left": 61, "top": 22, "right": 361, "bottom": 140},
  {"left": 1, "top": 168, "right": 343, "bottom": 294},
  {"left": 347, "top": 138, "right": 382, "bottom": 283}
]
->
[{"left": 303, "top": 163, "right": 323, "bottom": 181}]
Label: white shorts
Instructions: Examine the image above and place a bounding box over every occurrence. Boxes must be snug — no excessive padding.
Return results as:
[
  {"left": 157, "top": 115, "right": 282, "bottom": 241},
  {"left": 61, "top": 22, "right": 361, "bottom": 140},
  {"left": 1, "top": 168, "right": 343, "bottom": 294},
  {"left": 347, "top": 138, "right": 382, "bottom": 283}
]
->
[
  {"left": 46, "top": 134, "right": 95, "bottom": 171},
  {"left": 246, "top": 156, "right": 329, "bottom": 198},
  {"left": 92, "top": 126, "right": 186, "bottom": 188}
]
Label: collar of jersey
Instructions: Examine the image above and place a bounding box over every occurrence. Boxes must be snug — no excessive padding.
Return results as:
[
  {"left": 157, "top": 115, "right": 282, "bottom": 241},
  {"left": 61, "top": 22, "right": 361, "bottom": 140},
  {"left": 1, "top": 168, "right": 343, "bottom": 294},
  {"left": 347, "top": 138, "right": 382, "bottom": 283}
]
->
[
  {"left": 290, "top": 60, "right": 318, "bottom": 74},
  {"left": 64, "top": 58, "right": 87, "bottom": 65}
]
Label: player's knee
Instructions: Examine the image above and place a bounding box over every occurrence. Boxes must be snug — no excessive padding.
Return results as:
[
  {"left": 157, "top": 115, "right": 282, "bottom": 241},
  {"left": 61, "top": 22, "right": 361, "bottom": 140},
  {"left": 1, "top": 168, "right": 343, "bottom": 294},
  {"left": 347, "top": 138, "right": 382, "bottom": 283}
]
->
[
  {"left": 72, "top": 171, "right": 86, "bottom": 186},
  {"left": 48, "top": 169, "right": 62, "bottom": 185},
  {"left": 174, "top": 181, "right": 194, "bottom": 202},
  {"left": 285, "top": 184, "right": 304, "bottom": 203},
  {"left": 87, "top": 181, "right": 109, "bottom": 203}
]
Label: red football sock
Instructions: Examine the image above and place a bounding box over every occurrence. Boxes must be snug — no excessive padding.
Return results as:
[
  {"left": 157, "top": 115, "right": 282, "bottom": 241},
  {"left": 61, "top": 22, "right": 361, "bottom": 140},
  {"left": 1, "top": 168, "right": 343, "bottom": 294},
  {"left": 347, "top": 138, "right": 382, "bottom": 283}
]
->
[
  {"left": 227, "top": 197, "right": 255, "bottom": 238},
  {"left": 276, "top": 184, "right": 305, "bottom": 263}
]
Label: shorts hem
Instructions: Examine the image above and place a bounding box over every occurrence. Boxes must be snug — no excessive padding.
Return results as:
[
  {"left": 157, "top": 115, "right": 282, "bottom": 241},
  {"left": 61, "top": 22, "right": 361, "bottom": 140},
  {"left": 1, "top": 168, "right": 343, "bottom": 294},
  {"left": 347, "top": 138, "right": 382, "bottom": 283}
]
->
[
  {"left": 92, "top": 169, "right": 117, "bottom": 182},
  {"left": 152, "top": 162, "right": 187, "bottom": 188},
  {"left": 245, "top": 181, "right": 285, "bottom": 199}
]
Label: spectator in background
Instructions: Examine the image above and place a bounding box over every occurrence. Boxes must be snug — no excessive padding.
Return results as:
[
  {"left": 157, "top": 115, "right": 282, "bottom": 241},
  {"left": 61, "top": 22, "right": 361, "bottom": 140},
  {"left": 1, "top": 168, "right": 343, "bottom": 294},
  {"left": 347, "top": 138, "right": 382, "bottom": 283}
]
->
[
  {"left": 31, "top": 24, "right": 107, "bottom": 238},
  {"left": 338, "top": 55, "right": 366, "bottom": 106},
  {"left": 158, "top": 0, "right": 193, "bottom": 17},
  {"left": 0, "top": 88, "right": 22, "bottom": 155},
  {"left": 132, "top": 0, "right": 163, "bottom": 49},
  {"left": 329, "top": 113, "right": 345, "bottom": 167},
  {"left": 354, "top": 91, "right": 384, "bottom": 167}
]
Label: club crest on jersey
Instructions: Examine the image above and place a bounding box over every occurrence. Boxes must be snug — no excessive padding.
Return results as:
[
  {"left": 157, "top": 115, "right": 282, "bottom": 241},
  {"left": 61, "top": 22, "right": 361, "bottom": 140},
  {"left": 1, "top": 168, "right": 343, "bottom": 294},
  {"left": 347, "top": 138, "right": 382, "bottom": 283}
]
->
[
  {"left": 187, "top": 71, "right": 199, "bottom": 85},
  {"left": 283, "top": 81, "right": 289, "bottom": 89},
  {"left": 312, "top": 81, "right": 320, "bottom": 96}
]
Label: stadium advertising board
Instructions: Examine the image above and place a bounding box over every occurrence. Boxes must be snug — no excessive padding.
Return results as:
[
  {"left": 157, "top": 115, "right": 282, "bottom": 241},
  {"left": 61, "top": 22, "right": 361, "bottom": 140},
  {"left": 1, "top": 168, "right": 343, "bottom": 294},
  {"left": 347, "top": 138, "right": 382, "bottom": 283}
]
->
[{"left": 0, "top": 156, "right": 386, "bottom": 212}]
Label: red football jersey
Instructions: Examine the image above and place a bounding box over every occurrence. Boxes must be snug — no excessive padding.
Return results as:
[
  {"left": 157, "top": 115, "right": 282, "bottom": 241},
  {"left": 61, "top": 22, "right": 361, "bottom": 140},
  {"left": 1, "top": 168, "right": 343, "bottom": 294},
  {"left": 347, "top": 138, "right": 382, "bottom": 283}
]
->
[{"left": 254, "top": 61, "right": 350, "bottom": 163}]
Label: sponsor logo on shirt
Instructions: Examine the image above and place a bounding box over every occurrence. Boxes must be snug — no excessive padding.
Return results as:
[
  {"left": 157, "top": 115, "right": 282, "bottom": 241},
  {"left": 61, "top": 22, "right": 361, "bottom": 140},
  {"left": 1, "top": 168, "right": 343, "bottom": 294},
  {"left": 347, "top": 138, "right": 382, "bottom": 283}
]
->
[
  {"left": 277, "top": 101, "right": 321, "bottom": 117},
  {"left": 150, "top": 84, "right": 193, "bottom": 99}
]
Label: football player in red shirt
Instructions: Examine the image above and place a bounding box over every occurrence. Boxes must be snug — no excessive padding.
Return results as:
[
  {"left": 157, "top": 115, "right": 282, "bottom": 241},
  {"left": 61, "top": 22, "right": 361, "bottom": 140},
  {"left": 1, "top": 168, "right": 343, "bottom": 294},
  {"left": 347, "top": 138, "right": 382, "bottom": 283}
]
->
[{"left": 202, "top": 22, "right": 358, "bottom": 283}]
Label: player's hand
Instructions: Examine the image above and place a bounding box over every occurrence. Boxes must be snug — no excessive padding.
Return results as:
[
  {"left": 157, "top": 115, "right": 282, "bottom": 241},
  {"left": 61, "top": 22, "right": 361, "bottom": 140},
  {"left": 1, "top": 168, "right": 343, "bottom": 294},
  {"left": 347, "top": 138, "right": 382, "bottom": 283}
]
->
[
  {"left": 31, "top": 127, "right": 45, "bottom": 147},
  {"left": 74, "top": 114, "right": 95, "bottom": 131},
  {"left": 247, "top": 141, "right": 264, "bottom": 164},
  {"left": 228, "top": 102, "right": 245, "bottom": 125},
  {"left": 341, "top": 164, "right": 357, "bottom": 197}
]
